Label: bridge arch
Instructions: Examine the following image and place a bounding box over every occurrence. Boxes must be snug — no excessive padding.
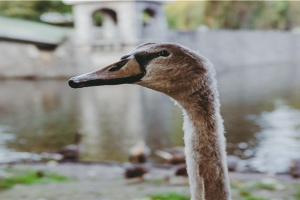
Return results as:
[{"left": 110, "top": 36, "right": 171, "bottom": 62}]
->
[
  {"left": 92, "top": 8, "right": 119, "bottom": 44},
  {"left": 69, "top": 1, "right": 167, "bottom": 47}
]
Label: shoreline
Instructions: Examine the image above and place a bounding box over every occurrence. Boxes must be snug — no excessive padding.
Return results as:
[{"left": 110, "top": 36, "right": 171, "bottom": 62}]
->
[{"left": 0, "top": 162, "right": 299, "bottom": 199}]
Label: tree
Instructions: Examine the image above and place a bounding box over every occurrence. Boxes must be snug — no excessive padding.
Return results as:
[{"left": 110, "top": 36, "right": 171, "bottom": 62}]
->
[
  {"left": 165, "top": 1, "right": 206, "bottom": 30},
  {"left": 165, "top": 1, "right": 300, "bottom": 30},
  {"left": 0, "top": 1, "right": 71, "bottom": 23}
]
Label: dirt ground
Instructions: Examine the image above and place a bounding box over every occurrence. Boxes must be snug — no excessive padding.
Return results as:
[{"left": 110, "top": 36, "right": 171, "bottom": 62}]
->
[{"left": 0, "top": 162, "right": 299, "bottom": 200}]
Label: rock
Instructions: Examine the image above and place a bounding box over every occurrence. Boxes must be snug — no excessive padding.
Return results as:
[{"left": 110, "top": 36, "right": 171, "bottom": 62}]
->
[
  {"left": 227, "top": 155, "right": 240, "bottom": 172},
  {"left": 289, "top": 158, "right": 300, "bottom": 178}
]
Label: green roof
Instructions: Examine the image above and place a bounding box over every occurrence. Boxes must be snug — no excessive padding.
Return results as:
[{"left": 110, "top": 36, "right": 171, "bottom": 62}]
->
[{"left": 0, "top": 16, "right": 69, "bottom": 45}]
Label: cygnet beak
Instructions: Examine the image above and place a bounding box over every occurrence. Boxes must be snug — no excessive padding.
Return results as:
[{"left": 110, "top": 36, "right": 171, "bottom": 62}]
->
[{"left": 69, "top": 56, "right": 145, "bottom": 88}]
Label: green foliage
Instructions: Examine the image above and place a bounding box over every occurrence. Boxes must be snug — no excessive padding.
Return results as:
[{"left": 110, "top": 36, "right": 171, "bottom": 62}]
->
[
  {"left": 204, "top": 1, "right": 264, "bottom": 29},
  {"left": 150, "top": 192, "right": 189, "bottom": 200},
  {"left": 165, "top": 1, "right": 206, "bottom": 30},
  {"left": 93, "top": 12, "right": 103, "bottom": 26},
  {"left": 165, "top": 1, "right": 300, "bottom": 30},
  {"left": 1, "top": 1, "right": 300, "bottom": 30},
  {"left": 0, "top": 1, "right": 71, "bottom": 23},
  {"left": 0, "top": 168, "right": 69, "bottom": 190}
]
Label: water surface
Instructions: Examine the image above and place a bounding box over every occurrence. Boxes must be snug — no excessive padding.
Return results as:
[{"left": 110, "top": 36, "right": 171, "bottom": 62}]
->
[{"left": 0, "top": 63, "right": 299, "bottom": 173}]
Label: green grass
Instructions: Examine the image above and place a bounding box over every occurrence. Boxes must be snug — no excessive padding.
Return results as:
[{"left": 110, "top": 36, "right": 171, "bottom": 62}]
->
[
  {"left": 150, "top": 192, "right": 189, "bottom": 200},
  {"left": 0, "top": 168, "right": 69, "bottom": 190},
  {"left": 244, "top": 197, "right": 266, "bottom": 200},
  {"left": 145, "top": 178, "right": 165, "bottom": 185},
  {"left": 230, "top": 182, "right": 240, "bottom": 189},
  {"left": 239, "top": 189, "right": 251, "bottom": 197},
  {"left": 295, "top": 186, "right": 300, "bottom": 198},
  {"left": 232, "top": 181, "right": 278, "bottom": 200},
  {"left": 252, "top": 182, "right": 276, "bottom": 190}
]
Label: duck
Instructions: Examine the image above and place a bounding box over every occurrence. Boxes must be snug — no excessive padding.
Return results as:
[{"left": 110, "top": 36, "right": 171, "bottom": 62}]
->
[
  {"left": 173, "top": 163, "right": 188, "bottom": 176},
  {"left": 227, "top": 155, "right": 241, "bottom": 172},
  {"left": 54, "top": 131, "right": 83, "bottom": 161},
  {"left": 155, "top": 146, "right": 185, "bottom": 164},
  {"left": 123, "top": 163, "right": 149, "bottom": 180},
  {"left": 69, "top": 42, "right": 231, "bottom": 200},
  {"left": 124, "top": 140, "right": 150, "bottom": 180},
  {"left": 289, "top": 158, "right": 300, "bottom": 178},
  {"left": 128, "top": 140, "right": 151, "bottom": 164}
]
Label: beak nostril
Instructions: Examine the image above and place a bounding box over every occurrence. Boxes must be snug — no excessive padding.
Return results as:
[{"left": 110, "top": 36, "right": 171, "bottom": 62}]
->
[
  {"left": 108, "top": 59, "right": 130, "bottom": 72},
  {"left": 108, "top": 65, "right": 119, "bottom": 72},
  {"left": 120, "top": 54, "right": 131, "bottom": 60}
]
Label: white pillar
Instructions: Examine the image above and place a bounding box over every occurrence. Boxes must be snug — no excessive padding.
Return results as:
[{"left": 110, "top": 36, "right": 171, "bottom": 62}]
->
[{"left": 73, "top": 4, "right": 94, "bottom": 46}]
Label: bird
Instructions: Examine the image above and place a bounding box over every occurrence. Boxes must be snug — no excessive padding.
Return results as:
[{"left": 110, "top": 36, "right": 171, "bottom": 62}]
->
[
  {"left": 124, "top": 140, "right": 151, "bottom": 180},
  {"left": 69, "top": 42, "right": 231, "bottom": 200},
  {"left": 227, "top": 155, "right": 241, "bottom": 172},
  {"left": 54, "top": 131, "right": 83, "bottom": 161},
  {"left": 155, "top": 146, "right": 187, "bottom": 178},
  {"left": 155, "top": 146, "right": 185, "bottom": 164},
  {"left": 173, "top": 163, "right": 188, "bottom": 176},
  {"left": 289, "top": 158, "right": 300, "bottom": 178},
  {"left": 128, "top": 140, "right": 151, "bottom": 164},
  {"left": 123, "top": 163, "right": 149, "bottom": 180}
]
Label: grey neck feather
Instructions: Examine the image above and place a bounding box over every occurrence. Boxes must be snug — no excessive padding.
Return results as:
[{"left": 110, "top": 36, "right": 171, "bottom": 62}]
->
[{"left": 175, "top": 78, "right": 231, "bottom": 200}]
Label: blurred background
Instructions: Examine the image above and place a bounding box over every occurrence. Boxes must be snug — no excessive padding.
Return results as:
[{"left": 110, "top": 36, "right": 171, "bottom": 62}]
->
[{"left": 0, "top": 0, "right": 299, "bottom": 175}]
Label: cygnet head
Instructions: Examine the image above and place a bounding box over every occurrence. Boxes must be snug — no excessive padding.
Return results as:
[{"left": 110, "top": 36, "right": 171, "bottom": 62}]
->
[{"left": 69, "top": 42, "right": 214, "bottom": 100}]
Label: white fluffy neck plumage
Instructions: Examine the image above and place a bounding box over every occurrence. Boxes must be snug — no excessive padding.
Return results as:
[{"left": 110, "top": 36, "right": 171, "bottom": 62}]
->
[
  {"left": 174, "top": 71, "right": 231, "bottom": 200},
  {"left": 182, "top": 104, "right": 230, "bottom": 200}
]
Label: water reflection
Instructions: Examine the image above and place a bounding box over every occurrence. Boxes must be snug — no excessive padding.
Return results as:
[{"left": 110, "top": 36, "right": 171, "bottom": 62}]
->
[
  {"left": 77, "top": 85, "right": 182, "bottom": 162},
  {"left": 0, "top": 80, "right": 80, "bottom": 162},
  {"left": 249, "top": 100, "right": 300, "bottom": 173},
  {"left": 0, "top": 63, "right": 299, "bottom": 173},
  {"left": 218, "top": 63, "right": 300, "bottom": 167}
]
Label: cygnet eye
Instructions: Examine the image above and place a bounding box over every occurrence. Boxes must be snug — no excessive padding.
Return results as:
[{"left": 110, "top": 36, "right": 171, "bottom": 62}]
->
[{"left": 159, "top": 50, "right": 170, "bottom": 57}]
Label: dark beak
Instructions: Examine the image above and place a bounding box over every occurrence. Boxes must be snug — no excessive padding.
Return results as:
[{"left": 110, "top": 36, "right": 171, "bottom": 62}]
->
[{"left": 69, "top": 57, "right": 145, "bottom": 88}]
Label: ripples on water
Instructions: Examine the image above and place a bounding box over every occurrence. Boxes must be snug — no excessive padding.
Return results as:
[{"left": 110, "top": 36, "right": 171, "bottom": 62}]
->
[
  {"left": 0, "top": 62, "right": 299, "bottom": 174},
  {"left": 248, "top": 100, "right": 300, "bottom": 173}
]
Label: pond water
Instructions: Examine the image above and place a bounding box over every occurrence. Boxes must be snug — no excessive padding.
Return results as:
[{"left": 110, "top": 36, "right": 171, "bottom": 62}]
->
[{"left": 0, "top": 63, "right": 299, "bottom": 173}]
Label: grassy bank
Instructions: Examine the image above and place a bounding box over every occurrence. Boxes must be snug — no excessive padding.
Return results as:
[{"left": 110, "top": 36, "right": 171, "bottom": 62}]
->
[{"left": 0, "top": 163, "right": 299, "bottom": 200}]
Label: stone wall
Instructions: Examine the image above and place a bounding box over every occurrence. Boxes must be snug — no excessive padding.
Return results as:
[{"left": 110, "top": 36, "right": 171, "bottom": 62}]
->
[
  {"left": 0, "top": 29, "right": 300, "bottom": 78},
  {"left": 0, "top": 39, "right": 75, "bottom": 79},
  {"left": 168, "top": 30, "right": 300, "bottom": 72}
]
